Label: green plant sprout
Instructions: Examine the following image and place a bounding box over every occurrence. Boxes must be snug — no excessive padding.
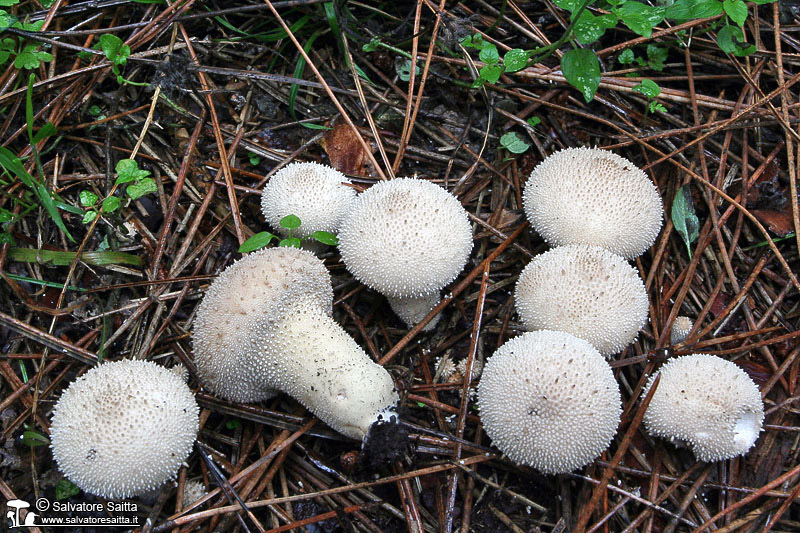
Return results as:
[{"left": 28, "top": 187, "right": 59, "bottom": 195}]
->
[
  {"left": 98, "top": 34, "right": 148, "bottom": 86},
  {"left": 633, "top": 78, "right": 667, "bottom": 114},
  {"left": 459, "top": 0, "right": 776, "bottom": 102},
  {"left": 79, "top": 159, "right": 156, "bottom": 224},
  {"left": 238, "top": 214, "right": 339, "bottom": 253}
]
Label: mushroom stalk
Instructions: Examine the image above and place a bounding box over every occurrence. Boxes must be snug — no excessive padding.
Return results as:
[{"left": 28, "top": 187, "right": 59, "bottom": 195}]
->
[
  {"left": 262, "top": 300, "right": 398, "bottom": 440},
  {"left": 386, "top": 292, "right": 441, "bottom": 331}
]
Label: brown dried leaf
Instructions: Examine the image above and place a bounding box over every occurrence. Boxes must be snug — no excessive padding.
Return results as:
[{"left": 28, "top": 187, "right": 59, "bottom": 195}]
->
[
  {"left": 752, "top": 208, "right": 794, "bottom": 237},
  {"left": 321, "top": 122, "right": 368, "bottom": 176}
]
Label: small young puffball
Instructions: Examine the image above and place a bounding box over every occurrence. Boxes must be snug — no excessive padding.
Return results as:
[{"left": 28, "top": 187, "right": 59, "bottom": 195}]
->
[
  {"left": 193, "top": 247, "right": 398, "bottom": 440},
  {"left": 514, "top": 245, "right": 649, "bottom": 356},
  {"left": 50, "top": 360, "right": 199, "bottom": 499},
  {"left": 182, "top": 480, "right": 208, "bottom": 508},
  {"left": 523, "top": 147, "right": 663, "bottom": 259},
  {"left": 671, "top": 316, "right": 693, "bottom": 344},
  {"left": 478, "top": 330, "right": 621, "bottom": 474},
  {"left": 260, "top": 161, "right": 356, "bottom": 238},
  {"left": 338, "top": 178, "right": 473, "bottom": 330},
  {"left": 643, "top": 354, "right": 765, "bottom": 462}
]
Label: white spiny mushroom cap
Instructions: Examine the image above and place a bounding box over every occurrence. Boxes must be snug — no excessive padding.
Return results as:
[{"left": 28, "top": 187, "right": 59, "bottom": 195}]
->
[
  {"left": 514, "top": 245, "right": 649, "bottom": 356},
  {"left": 338, "top": 178, "right": 473, "bottom": 299},
  {"left": 193, "top": 247, "right": 332, "bottom": 402},
  {"left": 260, "top": 162, "right": 356, "bottom": 238},
  {"left": 523, "top": 147, "right": 663, "bottom": 259},
  {"left": 671, "top": 316, "right": 693, "bottom": 344},
  {"left": 643, "top": 354, "right": 764, "bottom": 462},
  {"left": 50, "top": 360, "right": 199, "bottom": 499},
  {"left": 478, "top": 330, "right": 621, "bottom": 473}
]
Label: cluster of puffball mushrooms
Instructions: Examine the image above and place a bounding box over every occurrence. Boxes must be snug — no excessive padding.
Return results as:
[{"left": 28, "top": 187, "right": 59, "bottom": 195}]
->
[{"left": 47, "top": 149, "right": 765, "bottom": 501}]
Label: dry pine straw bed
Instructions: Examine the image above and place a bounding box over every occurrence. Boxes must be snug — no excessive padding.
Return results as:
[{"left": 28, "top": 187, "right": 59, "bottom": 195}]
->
[{"left": 0, "top": 0, "right": 799, "bottom": 532}]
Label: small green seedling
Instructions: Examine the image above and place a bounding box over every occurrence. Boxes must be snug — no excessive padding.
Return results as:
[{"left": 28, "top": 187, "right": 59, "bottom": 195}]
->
[
  {"left": 633, "top": 78, "right": 667, "bottom": 114},
  {"left": 238, "top": 214, "right": 339, "bottom": 253},
  {"left": 98, "top": 34, "right": 147, "bottom": 86},
  {"left": 79, "top": 159, "right": 154, "bottom": 224}
]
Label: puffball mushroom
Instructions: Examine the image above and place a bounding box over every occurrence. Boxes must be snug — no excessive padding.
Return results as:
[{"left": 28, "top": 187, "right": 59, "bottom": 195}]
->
[
  {"left": 478, "top": 330, "right": 621, "bottom": 473},
  {"left": 514, "top": 245, "right": 649, "bottom": 356},
  {"left": 523, "top": 147, "right": 663, "bottom": 259},
  {"left": 50, "top": 360, "right": 199, "bottom": 499},
  {"left": 192, "top": 247, "right": 398, "bottom": 440},
  {"left": 260, "top": 161, "right": 356, "bottom": 238},
  {"left": 643, "top": 354, "right": 764, "bottom": 462},
  {"left": 338, "top": 178, "right": 473, "bottom": 330},
  {"left": 671, "top": 316, "right": 693, "bottom": 344}
]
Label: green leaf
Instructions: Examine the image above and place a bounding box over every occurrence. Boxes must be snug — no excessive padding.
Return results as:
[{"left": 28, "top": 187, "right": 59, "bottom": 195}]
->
[
  {"left": 671, "top": 185, "right": 699, "bottom": 257},
  {"left": 0, "top": 1, "right": 20, "bottom": 7},
  {"left": 225, "top": 418, "right": 242, "bottom": 430},
  {"left": 561, "top": 49, "right": 601, "bottom": 102},
  {"left": 666, "top": 0, "right": 723, "bottom": 20},
  {"left": 99, "top": 34, "right": 129, "bottom": 65},
  {"left": 574, "top": 12, "right": 618, "bottom": 45},
  {"left": 311, "top": 230, "right": 339, "bottom": 246},
  {"left": 55, "top": 480, "right": 80, "bottom": 500},
  {"left": 717, "top": 25, "right": 755, "bottom": 56},
  {"left": 279, "top": 237, "right": 302, "bottom": 248},
  {"left": 280, "top": 214, "right": 302, "bottom": 230},
  {"left": 553, "top": 0, "right": 581, "bottom": 11},
  {"left": 723, "top": 0, "right": 748, "bottom": 26},
  {"left": 618, "top": 49, "right": 635, "bottom": 64},
  {"left": 14, "top": 51, "right": 41, "bottom": 69},
  {"left": 0, "top": 13, "right": 12, "bottom": 31},
  {"left": 238, "top": 231, "right": 276, "bottom": 253},
  {"left": 477, "top": 63, "right": 504, "bottom": 84},
  {"left": 82, "top": 211, "right": 97, "bottom": 224},
  {"left": 649, "top": 101, "right": 667, "bottom": 113},
  {"left": 79, "top": 190, "right": 98, "bottom": 207},
  {"left": 21, "top": 430, "right": 50, "bottom": 447},
  {"left": 614, "top": 3, "right": 666, "bottom": 37},
  {"left": 646, "top": 45, "right": 669, "bottom": 71},
  {"left": 32, "top": 122, "right": 57, "bottom": 144},
  {"left": 126, "top": 177, "right": 157, "bottom": 200},
  {"left": 249, "top": 154, "right": 261, "bottom": 166},
  {"left": 633, "top": 78, "right": 661, "bottom": 98},
  {"left": 7, "top": 247, "right": 143, "bottom": 267},
  {"left": 460, "top": 33, "right": 484, "bottom": 50},
  {"left": 499, "top": 132, "right": 530, "bottom": 154},
  {"left": 503, "top": 48, "right": 528, "bottom": 72},
  {"left": 396, "top": 58, "right": 420, "bottom": 82},
  {"left": 478, "top": 43, "right": 500, "bottom": 64},
  {"left": 115, "top": 158, "right": 150, "bottom": 184},
  {"left": 362, "top": 37, "right": 381, "bottom": 53},
  {"left": 526, "top": 116, "right": 541, "bottom": 127},
  {"left": 101, "top": 196, "right": 121, "bottom": 213},
  {"left": 0, "top": 232, "right": 15, "bottom": 245}
]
